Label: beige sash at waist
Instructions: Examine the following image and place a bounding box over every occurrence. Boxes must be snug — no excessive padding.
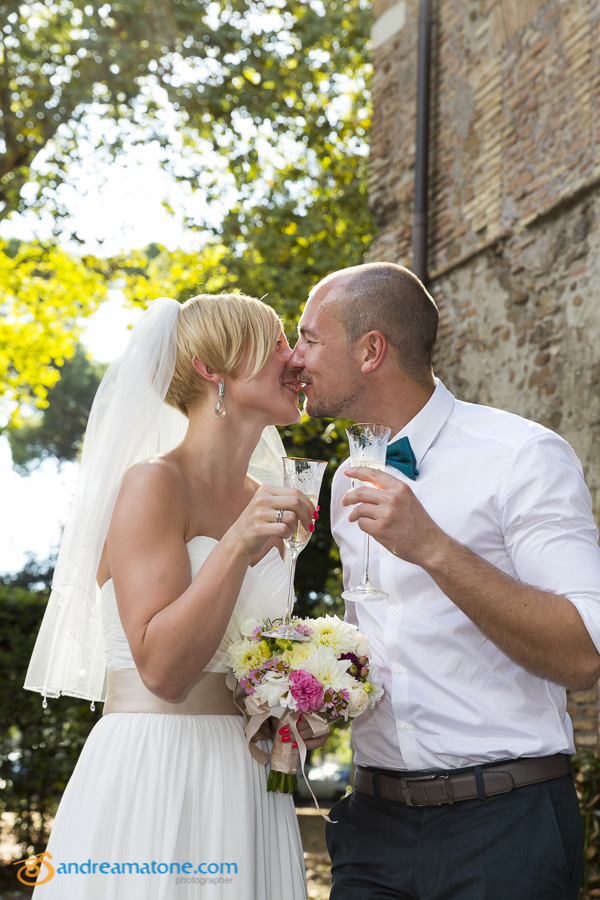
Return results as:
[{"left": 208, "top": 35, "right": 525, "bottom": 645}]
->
[{"left": 102, "top": 668, "right": 241, "bottom": 716}]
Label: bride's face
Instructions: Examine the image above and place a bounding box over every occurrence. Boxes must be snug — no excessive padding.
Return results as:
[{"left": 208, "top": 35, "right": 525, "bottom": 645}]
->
[{"left": 233, "top": 330, "right": 302, "bottom": 426}]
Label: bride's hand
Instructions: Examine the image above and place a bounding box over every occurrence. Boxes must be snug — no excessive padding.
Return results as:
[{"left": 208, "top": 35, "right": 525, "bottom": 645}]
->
[
  {"left": 232, "top": 484, "right": 316, "bottom": 559},
  {"left": 296, "top": 716, "right": 329, "bottom": 751}
]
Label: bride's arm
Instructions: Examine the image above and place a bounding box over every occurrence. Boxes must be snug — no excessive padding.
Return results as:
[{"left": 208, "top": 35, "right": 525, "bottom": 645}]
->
[{"left": 107, "top": 461, "right": 313, "bottom": 701}]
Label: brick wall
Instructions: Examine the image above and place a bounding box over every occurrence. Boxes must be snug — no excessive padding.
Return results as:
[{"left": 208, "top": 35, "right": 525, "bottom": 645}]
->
[{"left": 369, "top": 0, "right": 600, "bottom": 747}]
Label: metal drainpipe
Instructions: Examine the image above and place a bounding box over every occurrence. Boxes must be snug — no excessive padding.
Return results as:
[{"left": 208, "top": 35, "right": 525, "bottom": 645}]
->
[{"left": 412, "top": 0, "right": 433, "bottom": 284}]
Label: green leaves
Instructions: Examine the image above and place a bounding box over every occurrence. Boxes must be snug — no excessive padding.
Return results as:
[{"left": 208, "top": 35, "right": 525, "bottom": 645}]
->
[
  {"left": 0, "top": 576, "right": 102, "bottom": 866},
  {"left": 1, "top": 0, "right": 373, "bottom": 230},
  {"left": 0, "top": 239, "right": 108, "bottom": 427},
  {"left": 6, "top": 344, "right": 106, "bottom": 473}
]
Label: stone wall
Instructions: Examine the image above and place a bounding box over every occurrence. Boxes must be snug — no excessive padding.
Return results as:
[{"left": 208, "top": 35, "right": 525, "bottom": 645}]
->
[{"left": 369, "top": 0, "right": 600, "bottom": 746}]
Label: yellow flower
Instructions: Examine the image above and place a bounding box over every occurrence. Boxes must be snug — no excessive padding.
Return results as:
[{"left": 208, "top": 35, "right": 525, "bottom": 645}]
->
[
  {"left": 275, "top": 639, "right": 293, "bottom": 651},
  {"left": 281, "top": 642, "right": 317, "bottom": 669},
  {"left": 258, "top": 640, "right": 272, "bottom": 658},
  {"left": 229, "top": 639, "right": 266, "bottom": 678}
]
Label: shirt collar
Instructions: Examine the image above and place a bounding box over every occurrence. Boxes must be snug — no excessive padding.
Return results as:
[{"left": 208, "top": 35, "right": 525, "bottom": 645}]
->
[{"left": 388, "top": 379, "right": 455, "bottom": 469}]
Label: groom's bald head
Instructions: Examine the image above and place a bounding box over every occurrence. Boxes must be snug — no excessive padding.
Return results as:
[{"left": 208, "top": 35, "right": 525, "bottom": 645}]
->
[{"left": 310, "top": 262, "right": 439, "bottom": 383}]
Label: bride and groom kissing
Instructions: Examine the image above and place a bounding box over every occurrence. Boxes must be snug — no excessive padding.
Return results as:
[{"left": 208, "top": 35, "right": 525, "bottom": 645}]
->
[{"left": 25, "top": 262, "right": 600, "bottom": 899}]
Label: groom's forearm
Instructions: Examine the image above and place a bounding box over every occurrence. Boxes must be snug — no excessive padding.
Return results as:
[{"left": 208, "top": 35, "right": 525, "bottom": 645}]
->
[
  {"left": 341, "top": 467, "right": 600, "bottom": 690},
  {"left": 423, "top": 535, "right": 600, "bottom": 690}
]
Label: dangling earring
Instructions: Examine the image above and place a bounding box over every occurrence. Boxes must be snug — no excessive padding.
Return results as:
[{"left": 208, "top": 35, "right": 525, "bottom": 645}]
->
[{"left": 215, "top": 379, "right": 226, "bottom": 419}]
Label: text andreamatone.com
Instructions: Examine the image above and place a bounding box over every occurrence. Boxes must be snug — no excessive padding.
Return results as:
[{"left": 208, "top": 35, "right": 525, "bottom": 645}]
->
[{"left": 50, "top": 860, "right": 238, "bottom": 876}]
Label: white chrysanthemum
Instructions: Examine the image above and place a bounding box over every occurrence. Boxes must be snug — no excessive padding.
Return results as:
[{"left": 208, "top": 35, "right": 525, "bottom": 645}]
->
[
  {"left": 229, "top": 639, "right": 266, "bottom": 679},
  {"left": 253, "top": 672, "right": 290, "bottom": 709},
  {"left": 239, "top": 617, "right": 262, "bottom": 638},
  {"left": 310, "top": 615, "right": 360, "bottom": 655},
  {"left": 300, "top": 645, "right": 355, "bottom": 691},
  {"left": 281, "top": 642, "right": 318, "bottom": 669}
]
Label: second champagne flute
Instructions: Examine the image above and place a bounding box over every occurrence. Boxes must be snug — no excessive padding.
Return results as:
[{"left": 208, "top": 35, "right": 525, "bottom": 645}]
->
[
  {"left": 341, "top": 423, "right": 391, "bottom": 602},
  {"left": 262, "top": 456, "right": 328, "bottom": 641}
]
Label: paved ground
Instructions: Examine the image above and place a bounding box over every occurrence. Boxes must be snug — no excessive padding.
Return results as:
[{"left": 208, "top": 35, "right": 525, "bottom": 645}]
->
[{"left": 296, "top": 805, "right": 332, "bottom": 900}]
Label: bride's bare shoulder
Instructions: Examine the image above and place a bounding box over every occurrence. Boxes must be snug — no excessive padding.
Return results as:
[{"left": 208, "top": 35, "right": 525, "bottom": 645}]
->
[
  {"left": 117, "top": 456, "right": 188, "bottom": 507},
  {"left": 101, "top": 458, "right": 189, "bottom": 585}
]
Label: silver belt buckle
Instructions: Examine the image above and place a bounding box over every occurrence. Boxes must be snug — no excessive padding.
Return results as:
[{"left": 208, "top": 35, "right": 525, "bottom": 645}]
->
[{"left": 400, "top": 773, "right": 455, "bottom": 806}]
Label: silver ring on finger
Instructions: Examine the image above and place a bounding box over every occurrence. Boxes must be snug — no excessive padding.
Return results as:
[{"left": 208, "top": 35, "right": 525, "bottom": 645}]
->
[{"left": 276, "top": 509, "right": 284, "bottom": 524}]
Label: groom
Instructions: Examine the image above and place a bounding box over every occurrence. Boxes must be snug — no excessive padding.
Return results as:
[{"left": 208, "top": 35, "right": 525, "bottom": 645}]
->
[{"left": 287, "top": 262, "right": 600, "bottom": 900}]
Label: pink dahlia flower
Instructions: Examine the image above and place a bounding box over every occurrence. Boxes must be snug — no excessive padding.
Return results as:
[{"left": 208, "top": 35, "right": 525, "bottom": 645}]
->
[{"left": 288, "top": 669, "right": 324, "bottom": 713}]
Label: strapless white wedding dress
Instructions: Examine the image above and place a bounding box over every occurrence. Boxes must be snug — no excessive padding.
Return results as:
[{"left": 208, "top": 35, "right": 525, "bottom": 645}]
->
[{"left": 32, "top": 537, "right": 307, "bottom": 899}]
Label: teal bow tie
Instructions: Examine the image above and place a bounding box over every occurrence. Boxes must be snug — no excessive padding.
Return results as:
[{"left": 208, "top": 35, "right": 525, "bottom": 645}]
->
[{"left": 386, "top": 436, "right": 419, "bottom": 480}]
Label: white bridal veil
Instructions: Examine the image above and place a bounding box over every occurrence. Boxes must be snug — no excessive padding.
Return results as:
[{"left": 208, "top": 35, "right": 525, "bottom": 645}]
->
[{"left": 24, "top": 297, "right": 285, "bottom": 703}]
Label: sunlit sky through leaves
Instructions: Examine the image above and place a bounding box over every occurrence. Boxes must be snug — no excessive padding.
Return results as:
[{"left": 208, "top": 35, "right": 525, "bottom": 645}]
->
[{"left": 1, "top": 144, "right": 185, "bottom": 573}]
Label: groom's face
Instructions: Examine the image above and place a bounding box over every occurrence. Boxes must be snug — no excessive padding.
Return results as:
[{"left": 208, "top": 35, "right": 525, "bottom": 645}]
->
[{"left": 289, "top": 283, "right": 366, "bottom": 419}]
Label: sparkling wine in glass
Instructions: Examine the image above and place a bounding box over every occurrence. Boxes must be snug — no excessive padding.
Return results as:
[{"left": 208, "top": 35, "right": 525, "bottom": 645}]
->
[
  {"left": 341, "top": 423, "right": 391, "bottom": 602},
  {"left": 262, "top": 457, "right": 328, "bottom": 641}
]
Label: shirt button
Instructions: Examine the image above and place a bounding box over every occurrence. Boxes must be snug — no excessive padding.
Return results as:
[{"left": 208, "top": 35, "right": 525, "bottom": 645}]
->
[
  {"left": 399, "top": 721, "right": 410, "bottom": 732},
  {"left": 390, "top": 607, "right": 399, "bottom": 616},
  {"left": 393, "top": 664, "right": 405, "bottom": 675}
]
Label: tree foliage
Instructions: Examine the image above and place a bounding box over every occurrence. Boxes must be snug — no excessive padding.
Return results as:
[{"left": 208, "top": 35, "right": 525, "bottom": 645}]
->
[
  {"left": 0, "top": 576, "right": 101, "bottom": 890},
  {"left": 6, "top": 343, "right": 106, "bottom": 473},
  {"left": 0, "top": 238, "right": 108, "bottom": 427},
  {"left": 1, "top": 0, "right": 372, "bottom": 227},
  {"left": 0, "top": 237, "right": 179, "bottom": 427}
]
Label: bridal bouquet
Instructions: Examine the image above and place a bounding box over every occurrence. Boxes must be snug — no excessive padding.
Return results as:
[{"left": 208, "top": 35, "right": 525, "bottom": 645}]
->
[{"left": 227, "top": 615, "right": 384, "bottom": 794}]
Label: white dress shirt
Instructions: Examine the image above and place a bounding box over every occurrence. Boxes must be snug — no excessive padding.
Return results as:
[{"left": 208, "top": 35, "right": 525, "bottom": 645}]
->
[{"left": 331, "top": 380, "right": 600, "bottom": 771}]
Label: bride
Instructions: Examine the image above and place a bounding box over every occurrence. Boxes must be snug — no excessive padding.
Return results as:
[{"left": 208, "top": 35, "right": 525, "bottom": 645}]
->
[{"left": 24, "top": 292, "right": 323, "bottom": 899}]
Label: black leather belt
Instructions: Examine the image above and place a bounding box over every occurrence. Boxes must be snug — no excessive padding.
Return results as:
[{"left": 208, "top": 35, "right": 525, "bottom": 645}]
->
[{"left": 354, "top": 754, "right": 571, "bottom": 806}]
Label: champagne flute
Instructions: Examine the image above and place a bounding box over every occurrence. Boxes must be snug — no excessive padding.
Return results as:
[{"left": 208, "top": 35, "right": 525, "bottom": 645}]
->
[
  {"left": 341, "top": 423, "right": 392, "bottom": 602},
  {"left": 262, "top": 457, "right": 328, "bottom": 641}
]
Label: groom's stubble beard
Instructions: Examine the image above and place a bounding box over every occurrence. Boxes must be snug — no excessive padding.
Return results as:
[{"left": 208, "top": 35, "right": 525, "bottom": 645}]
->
[{"left": 301, "top": 379, "right": 366, "bottom": 420}]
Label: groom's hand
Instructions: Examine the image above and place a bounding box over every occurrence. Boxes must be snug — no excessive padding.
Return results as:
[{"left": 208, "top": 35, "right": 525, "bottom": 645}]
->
[{"left": 342, "top": 466, "right": 447, "bottom": 568}]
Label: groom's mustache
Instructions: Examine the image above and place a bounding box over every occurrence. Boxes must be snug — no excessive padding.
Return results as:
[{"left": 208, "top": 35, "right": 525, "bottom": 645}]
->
[{"left": 286, "top": 368, "right": 311, "bottom": 387}]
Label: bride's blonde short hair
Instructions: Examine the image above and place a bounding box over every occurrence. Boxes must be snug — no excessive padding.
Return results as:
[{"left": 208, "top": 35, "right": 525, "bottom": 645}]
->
[{"left": 165, "top": 292, "right": 282, "bottom": 416}]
